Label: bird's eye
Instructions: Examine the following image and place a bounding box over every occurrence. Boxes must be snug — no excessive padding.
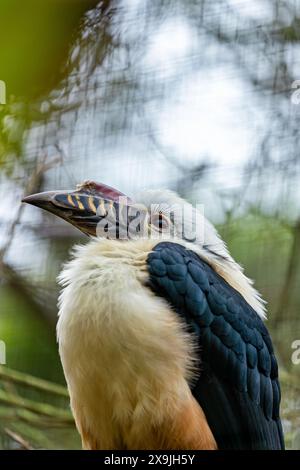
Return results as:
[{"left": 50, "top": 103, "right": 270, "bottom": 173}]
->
[{"left": 151, "top": 213, "right": 170, "bottom": 231}]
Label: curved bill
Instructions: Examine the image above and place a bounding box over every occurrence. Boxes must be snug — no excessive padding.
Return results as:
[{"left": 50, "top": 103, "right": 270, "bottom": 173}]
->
[{"left": 22, "top": 180, "right": 140, "bottom": 238}]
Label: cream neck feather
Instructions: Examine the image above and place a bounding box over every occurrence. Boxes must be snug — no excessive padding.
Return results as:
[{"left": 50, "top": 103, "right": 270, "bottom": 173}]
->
[{"left": 60, "top": 233, "right": 266, "bottom": 319}]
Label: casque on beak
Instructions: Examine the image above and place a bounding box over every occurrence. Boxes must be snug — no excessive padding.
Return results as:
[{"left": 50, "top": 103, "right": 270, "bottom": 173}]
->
[{"left": 22, "top": 180, "right": 133, "bottom": 237}]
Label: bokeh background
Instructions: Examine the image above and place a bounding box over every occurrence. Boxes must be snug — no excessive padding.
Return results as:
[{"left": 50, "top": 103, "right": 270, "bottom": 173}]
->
[{"left": 0, "top": 0, "right": 300, "bottom": 449}]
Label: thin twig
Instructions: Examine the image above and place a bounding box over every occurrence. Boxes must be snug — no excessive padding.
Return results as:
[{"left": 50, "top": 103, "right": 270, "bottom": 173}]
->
[
  {"left": 0, "top": 366, "right": 69, "bottom": 398},
  {"left": 0, "top": 389, "right": 73, "bottom": 422},
  {"left": 4, "top": 428, "right": 34, "bottom": 450},
  {"left": 0, "top": 154, "right": 61, "bottom": 260}
]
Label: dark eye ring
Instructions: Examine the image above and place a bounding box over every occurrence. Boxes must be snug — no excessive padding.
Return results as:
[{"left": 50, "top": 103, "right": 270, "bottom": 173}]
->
[{"left": 151, "top": 213, "right": 169, "bottom": 231}]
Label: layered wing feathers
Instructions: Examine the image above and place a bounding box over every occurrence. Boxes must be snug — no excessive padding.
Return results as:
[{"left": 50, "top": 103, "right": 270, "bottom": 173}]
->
[{"left": 147, "top": 242, "right": 284, "bottom": 450}]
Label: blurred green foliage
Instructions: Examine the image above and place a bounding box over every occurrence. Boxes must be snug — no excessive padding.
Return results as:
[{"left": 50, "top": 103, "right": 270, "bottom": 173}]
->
[
  {"left": 280, "top": 19, "right": 300, "bottom": 42},
  {"left": 0, "top": 0, "right": 98, "bottom": 99},
  {"left": 0, "top": 285, "right": 62, "bottom": 383},
  {"left": 0, "top": 0, "right": 99, "bottom": 165}
]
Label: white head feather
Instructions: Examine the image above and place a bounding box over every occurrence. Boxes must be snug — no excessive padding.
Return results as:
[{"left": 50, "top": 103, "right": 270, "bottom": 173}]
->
[{"left": 137, "top": 189, "right": 266, "bottom": 319}]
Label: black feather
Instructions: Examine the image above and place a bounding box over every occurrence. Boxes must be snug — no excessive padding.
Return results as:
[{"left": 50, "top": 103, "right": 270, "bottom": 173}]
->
[{"left": 147, "top": 241, "right": 284, "bottom": 450}]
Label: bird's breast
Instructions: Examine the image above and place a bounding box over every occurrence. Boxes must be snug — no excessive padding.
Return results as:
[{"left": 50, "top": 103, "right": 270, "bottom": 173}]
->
[{"left": 55, "top": 238, "right": 215, "bottom": 449}]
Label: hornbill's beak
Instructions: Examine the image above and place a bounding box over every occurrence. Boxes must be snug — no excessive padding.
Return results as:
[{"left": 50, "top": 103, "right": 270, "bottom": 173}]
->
[{"left": 22, "top": 180, "right": 134, "bottom": 237}]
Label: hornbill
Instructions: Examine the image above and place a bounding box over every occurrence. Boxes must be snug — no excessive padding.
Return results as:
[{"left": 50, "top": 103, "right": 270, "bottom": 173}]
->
[{"left": 23, "top": 181, "right": 284, "bottom": 450}]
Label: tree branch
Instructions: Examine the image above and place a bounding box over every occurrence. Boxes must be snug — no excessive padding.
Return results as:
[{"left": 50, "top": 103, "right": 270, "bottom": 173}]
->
[{"left": 0, "top": 366, "right": 69, "bottom": 398}]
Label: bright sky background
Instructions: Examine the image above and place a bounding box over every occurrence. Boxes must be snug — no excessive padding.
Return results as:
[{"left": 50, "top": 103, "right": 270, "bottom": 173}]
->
[{"left": 1, "top": 0, "right": 299, "bottom": 268}]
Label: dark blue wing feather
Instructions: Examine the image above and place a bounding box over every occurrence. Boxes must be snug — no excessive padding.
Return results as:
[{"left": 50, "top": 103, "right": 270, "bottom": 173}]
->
[{"left": 147, "top": 242, "right": 284, "bottom": 450}]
